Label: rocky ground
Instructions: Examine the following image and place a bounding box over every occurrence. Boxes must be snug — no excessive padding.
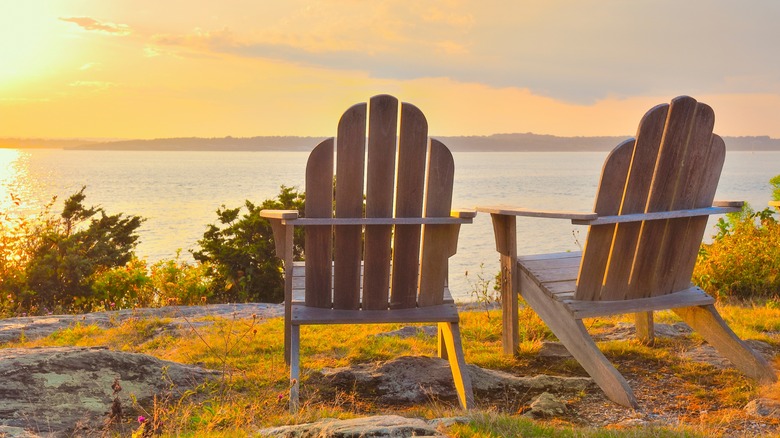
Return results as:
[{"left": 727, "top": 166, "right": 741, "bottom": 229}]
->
[{"left": 0, "top": 304, "right": 778, "bottom": 437}]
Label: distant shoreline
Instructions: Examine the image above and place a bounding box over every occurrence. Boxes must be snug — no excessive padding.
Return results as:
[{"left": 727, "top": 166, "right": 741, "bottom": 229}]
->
[{"left": 2, "top": 133, "right": 779, "bottom": 152}]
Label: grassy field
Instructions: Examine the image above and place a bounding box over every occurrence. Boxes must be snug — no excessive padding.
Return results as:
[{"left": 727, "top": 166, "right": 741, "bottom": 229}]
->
[{"left": 7, "top": 302, "right": 780, "bottom": 437}]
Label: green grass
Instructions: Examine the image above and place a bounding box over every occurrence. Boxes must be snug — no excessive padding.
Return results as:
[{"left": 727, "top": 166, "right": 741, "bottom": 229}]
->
[{"left": 3, "top": 302, "right": 779, "bottom": 437}]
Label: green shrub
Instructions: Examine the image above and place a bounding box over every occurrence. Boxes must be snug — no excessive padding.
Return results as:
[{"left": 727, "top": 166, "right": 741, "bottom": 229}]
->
[
  {"left": 89, "top": 257, "right": 151, "bottom": 310},
  {"left": 771, "top": 174, "right": 780, "bottom": 201},
  {"left": 694, "top": 204, "right": 780, "bottom": 300},
  {"left": 0, "top": 188, "right": 144, "bottom": 314},
  {"left": 148, "top": 253, "right": 212, "bottom": 306},
  {"left": 192, "top": 186, "right": 305, "bottom": 303}
]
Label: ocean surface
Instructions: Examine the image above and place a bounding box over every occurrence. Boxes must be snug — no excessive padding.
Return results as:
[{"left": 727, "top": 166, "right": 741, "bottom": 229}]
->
[{"left": 1, "top": 148, "right": 777, "bottom": 301}]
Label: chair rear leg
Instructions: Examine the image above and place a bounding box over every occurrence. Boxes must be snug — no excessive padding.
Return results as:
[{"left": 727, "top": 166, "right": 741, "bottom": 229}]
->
[
  {"left": 519, "top": 271, "right": 639, "bottom": 409},
  {"left": 673, "top": 305, "right": 776, "bottom": 383},
  {"left": 634, "top": 311, "right": 655, "bottom": 345},
  {"left": 289, "top": 324, "right": 301, "bottom": 413},
  {"left": 438, "top": 321, "right": 474, "bottom": 409}
]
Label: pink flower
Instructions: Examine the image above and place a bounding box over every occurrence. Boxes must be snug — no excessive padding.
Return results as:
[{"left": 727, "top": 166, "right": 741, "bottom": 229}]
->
[{"left": 138, "top": 416, "right": 146, "bottom": 423}]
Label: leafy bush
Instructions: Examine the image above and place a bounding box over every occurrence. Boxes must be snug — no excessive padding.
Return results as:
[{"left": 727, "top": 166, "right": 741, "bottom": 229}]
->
[
  {"left": 89, "top": 255, "right": 213, "bottom": 310},
  {"left": 148, "top": 253, "right": 212, "bottom": 306},
  {"left": 89, "top": 257, "right": 151, "bottom": 310},
  {"left": 771, "top": 174, "right": 780, "bottom": 201},
  {"left": 0, "top": 188, "right": 144, "bottom": 314},
  {"left": 694, "top": 204, "right": 780, "bottom": 300},
  {"left": 192, "top": 186, "right": 305, "bottom": 303}
]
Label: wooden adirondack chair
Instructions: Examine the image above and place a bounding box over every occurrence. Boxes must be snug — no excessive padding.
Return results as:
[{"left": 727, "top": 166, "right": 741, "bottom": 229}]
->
[
  {"left": 477, "top": 96, "right": 776, "bottom": 408},
  {"left": 260, "top": 94, "right": 475, "bottom": 412}
]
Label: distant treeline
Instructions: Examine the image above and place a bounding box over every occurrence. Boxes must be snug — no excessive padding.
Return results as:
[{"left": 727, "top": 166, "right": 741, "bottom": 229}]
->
[{"left": 2, "top": 133, "right": 779, "bottom": 152}]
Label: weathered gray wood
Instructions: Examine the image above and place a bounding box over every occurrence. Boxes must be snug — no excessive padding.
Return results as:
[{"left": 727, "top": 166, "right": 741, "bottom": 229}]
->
[
  {"left": 363, "top": 95, "right": 398, "bottom": 310},
  {"left": 290, "top": 262, "right": 456, "bottom": 304},
  {"left": 603, "top": 102, "right": 667, "bottom": 299},
  {"left": 576, "top": 139, "right": 634, "bottom": 300},
  {"left": 305, "top": 139, "right": 334, "bottom": 308},
  {"left": 571, "top": 206, "right": 742, "bottom": 225},
  {"left": 291, "top": 303, "right": 460, "bottom": 325},
  {"left": 634, "top": 312, "right": 654, "bottom": 345},
  {"left": 419, "top": 140, "right": 456, "bottom": 307},
  {"left": 518, "top": 269, "right": 639, "bottom": 408},
  {"left": 673, "top": 305, "right": 776, "bottom": 383},
  {"left": 282, "top": 217, "right": 473, "bottom": 226},
  {"left": 521, "top": 254, "right": 581, "bottom": 270},
  {"left": 259, "top": 210, "right": 299, "bottom": 220},
  {"left": 481, "top": 97, "right": 775, "bottom": 411},
  {"left": 334, "top": 103, "right": 366, "bottom": 310},
  {"left": 672, "top": 135, "right": 726, "bottom": 291},
  {"left": 563, "top": 287, "right": 714, "bottom": 319},
  {"left": 391, "top": 102, "right": 428, "bottom": 309},
  {"left": 289, "top": 324, "right": 300, "bottom": 413},
  {"left": 631, "top": 96, "right": 699, "bottom": 297},
  {"left": 281, "top": 222, "right": 295, "bottom": 365},
  {"left": 476, "top": 206, "right": 597, "bottom": 221},
  {"left": 490, "top": 213, "right": 519, "bottom": 355},
  {"left": 650, "top": 100, "right": 716, "bottom": 296},
  {"left": 281, "top": 95, "right": 473, "bottom": 411}
]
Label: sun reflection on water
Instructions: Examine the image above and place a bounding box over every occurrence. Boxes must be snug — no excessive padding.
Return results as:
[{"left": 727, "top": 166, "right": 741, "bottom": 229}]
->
[{"left": 0, "top": 149, "right": 35, "bottom": 219}]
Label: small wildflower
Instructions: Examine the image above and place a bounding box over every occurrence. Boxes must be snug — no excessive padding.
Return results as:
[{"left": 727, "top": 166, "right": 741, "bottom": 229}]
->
[
  {"left": 252, "top": 313, "right": 257, "bottom": 319},
  {"left": 278, "top": 393, "right": 284, "bottom": 401},
  {"left": 138, "top": 415, "right": 146, "bottom": 423},
  {"left": 200, "top": 296, "right": 207, "bottom": 303}
]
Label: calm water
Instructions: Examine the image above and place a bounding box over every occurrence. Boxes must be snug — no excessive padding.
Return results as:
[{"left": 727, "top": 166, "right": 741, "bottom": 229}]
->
[{"left": 0, "top": 149, "right": 777, "bottom": 300}]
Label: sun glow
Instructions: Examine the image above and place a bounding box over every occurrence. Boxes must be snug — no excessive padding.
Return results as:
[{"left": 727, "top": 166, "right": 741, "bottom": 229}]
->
[{"left": 0, "top": 4, "right": 69, "bottom": 85}]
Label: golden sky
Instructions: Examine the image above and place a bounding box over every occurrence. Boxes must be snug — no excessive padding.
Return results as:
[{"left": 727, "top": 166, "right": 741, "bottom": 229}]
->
[{"left": 2, "top": 1, "right": 780, "bottom": 139}]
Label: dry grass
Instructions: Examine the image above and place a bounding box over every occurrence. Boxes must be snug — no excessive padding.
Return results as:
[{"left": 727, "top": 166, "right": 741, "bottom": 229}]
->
[{"left": 5, "top": 302, "right": 779, "bottom": 437}]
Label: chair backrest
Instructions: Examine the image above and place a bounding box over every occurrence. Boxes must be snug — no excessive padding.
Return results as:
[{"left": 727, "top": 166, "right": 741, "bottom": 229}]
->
[
  {"left": 576, "top": 96, "right": 726, "bottom": 301},
  {"left": 303, "top": 94, "right": 456, "bottom": 310}
]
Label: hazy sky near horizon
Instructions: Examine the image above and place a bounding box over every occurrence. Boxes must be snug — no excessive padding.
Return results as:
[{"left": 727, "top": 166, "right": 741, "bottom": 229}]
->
[{"left": 2, "top": 1, "right": 780, "bottom": 139}]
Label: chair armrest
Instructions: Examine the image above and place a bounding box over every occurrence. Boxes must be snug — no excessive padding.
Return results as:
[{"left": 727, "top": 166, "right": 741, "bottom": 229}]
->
[
  {"left": 571, "top": 204, "right": 744, "bottom": 225},
  {"left": 286, "top": 217, "right": 473, "bottom": 226},
  {"left": 452, "top": 209, "right": 477, "bottom": 219},
  {"left": 713, "top": 200, "right": 744, "bottom": 208},
  {"left": 259, "top": 209, "right": 299, "bottom": 220},
  {"left": 476, "top": 205, "right": 598, "bottom": 221}
]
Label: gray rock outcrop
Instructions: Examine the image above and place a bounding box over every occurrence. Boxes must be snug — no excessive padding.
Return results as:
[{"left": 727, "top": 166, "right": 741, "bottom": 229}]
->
[
  {"left": 0, "top": 346, "right": 217, "bottom": 436},
  {"left": 320, "top": 355, "right": 592, "bottom": 405},
  {"left": 0, "top": 303, "right": 283, "bottom": 344},
  {"left": 257, "top": 415, "right": 448, "bottom": 437}
]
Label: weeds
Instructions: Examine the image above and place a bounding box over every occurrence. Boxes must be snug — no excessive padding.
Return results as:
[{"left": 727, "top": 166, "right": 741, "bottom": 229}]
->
[{"left": 465, "top": 263, "right": 501, "bottom": 319}]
